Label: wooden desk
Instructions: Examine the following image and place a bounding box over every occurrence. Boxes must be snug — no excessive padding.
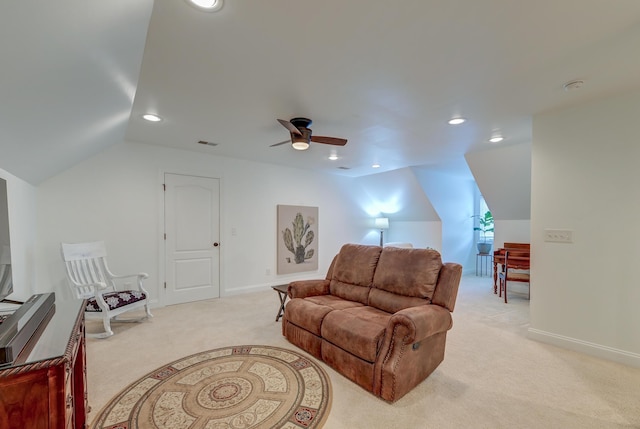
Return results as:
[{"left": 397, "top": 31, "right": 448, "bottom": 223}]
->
[
  {"left": 493, "top": 243, "right": 530, "bottom": 293},
  {"left": 0, "top": 299, "right": 86, "bottom": 429}
]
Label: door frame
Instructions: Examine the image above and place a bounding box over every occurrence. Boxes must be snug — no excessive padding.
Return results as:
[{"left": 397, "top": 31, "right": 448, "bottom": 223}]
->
[{"left": 157, "top": 169, "right": 224, "bottom": 307}]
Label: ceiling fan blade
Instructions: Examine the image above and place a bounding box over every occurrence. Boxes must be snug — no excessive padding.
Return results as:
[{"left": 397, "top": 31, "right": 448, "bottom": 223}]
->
[
  {"left": 277, "top": 119, "right": 302, "bottom": 136},
  {"left": 311, "top": 136, "right": 347, "bottom": 146},
  {"left": 270, "top": 139, "right": 291, "bottom": 147}
]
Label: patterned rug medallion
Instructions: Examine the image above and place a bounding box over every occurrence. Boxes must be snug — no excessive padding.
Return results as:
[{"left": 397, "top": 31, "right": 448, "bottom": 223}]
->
[{"left": 91, "top": 345, "right": 332, "bottom": 429}]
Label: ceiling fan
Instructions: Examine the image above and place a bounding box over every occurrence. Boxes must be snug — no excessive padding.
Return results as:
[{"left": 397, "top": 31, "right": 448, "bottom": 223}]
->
[{"left": 270, "top": 117, "right": 347, "bottom": 150}]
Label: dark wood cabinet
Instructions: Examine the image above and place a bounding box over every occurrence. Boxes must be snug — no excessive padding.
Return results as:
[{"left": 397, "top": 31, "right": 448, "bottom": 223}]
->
[{"left": 0, "top": 300, "right": 86, "bottom": 429}]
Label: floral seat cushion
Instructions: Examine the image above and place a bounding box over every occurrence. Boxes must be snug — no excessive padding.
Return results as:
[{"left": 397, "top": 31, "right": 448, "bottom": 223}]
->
[{"left": 85, "top": 290, "right": 146, "bottom": 312}]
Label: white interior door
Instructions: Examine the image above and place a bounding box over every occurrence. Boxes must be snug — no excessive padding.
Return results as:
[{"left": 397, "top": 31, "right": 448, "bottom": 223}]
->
[{"left": 164, "top": 173, "right": 220, "bottom": 305}]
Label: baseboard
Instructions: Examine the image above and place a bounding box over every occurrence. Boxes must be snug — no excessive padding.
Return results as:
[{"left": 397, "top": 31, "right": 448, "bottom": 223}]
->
[
  {"left": 222, "top": 283, "right": 274, "bottom": 297},
  {"left": 528, "top": 328, "right": 640, "bottom": 368}
]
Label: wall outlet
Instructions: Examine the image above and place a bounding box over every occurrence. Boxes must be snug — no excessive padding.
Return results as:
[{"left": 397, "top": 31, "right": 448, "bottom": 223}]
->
[
  {"left": 265, "top": 268, "right": 271, "bottom": 276},
  {"left": 544, "top": 229, "right": 573, "bottom": 243}
]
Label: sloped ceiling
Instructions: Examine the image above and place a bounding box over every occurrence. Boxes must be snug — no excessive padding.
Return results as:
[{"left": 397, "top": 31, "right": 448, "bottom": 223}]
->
[
  {"left": 466, "top": 143, "right": 532, "bottom": 220},
  {"left": 354, "top": 167, "right": 439, "bottom": 221},
  {"left": 0, "top": 0, "right": 154, "bottom": 184},
  {"left": 2, "top": 1, "right": 640, "bottom": 185}
]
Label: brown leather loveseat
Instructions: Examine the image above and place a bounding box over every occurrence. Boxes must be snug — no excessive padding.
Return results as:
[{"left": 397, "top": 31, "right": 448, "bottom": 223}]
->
[{"left": 282, "top": 243, "right": 462, "bottom": 402}]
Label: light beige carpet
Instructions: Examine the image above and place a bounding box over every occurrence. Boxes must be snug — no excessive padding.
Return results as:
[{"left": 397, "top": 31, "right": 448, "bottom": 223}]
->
[
  {"left": 90, "top": 345, "right": 331, "bottom": 429},
  {"left": 86, "top": 275, "right": 640, "bottom": 429}
]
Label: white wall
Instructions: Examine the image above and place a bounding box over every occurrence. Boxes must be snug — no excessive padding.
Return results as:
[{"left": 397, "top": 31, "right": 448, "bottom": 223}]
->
[
  {"left": 530, "top": 89, "right": 640, "bottom": 367},
  {"left": 494, "top": 220, "right": 530, "bottom": 248},
  {"left": 411, "top": 164, "right": 477, "bottom": 271},
  {"left": 353, "top": 167, "right": 442, "bottom": 252},
  {"left": 354, "top": 167, "right": 440, "bottom": 221},
  {"left": 35, "top": 142, "right": 368, "bottom": 304},
  {"left": 387, "top": 221, "right": 442, "bottom": 251},
  {"left": 0, "top": 167, "right": 37, "bottom": 301}
]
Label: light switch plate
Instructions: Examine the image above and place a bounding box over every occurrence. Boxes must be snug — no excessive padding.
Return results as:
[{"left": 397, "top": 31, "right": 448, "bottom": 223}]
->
[{"left": 544, "top": 229, "right": 573, "bottom": 243}]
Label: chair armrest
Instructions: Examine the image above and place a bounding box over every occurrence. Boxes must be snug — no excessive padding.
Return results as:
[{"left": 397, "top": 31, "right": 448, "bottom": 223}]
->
[
  {"left": 288, "top": 279, "right": 330, "bottom": 299},
  {"left": 108, "top": 272, "right": 149, "bottom": 281},
  {"left": 107, "top": 272, "right": 150, "bottom": 296},
  {"left": 387, "top": 305, "right": 453, "bottom": 345}
]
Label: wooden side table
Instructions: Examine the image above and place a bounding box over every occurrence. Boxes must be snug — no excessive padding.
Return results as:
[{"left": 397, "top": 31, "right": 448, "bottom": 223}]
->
[{"left": 271, "top": 284, "right": 289, "bottom": 322}]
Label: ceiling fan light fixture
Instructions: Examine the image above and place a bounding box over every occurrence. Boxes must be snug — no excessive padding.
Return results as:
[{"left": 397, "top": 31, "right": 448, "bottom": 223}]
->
[
  {"left": 274, "top": 117, "right": 347, "bottom": 150},
  {"left": 291, "top": 137, "right": 309, "bottom": 150},
  {"left": 186, "top": 0, "right": 223, "bottom": 12}
]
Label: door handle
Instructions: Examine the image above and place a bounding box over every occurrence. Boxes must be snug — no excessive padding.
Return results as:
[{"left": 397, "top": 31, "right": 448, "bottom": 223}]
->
[{"left": 213, "top": 242, "right": 219, "bottom": 247}]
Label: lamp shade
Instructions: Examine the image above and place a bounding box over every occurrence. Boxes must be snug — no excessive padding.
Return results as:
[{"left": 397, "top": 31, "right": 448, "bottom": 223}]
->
[{"left": 375, "top": 217, "right": 389, "bottom": 229}]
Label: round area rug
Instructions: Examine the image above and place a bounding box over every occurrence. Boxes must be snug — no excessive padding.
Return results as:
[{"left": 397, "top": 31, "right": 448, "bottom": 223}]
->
[{"left": 91, "top": 345, "right": 331, "bottom": 429}]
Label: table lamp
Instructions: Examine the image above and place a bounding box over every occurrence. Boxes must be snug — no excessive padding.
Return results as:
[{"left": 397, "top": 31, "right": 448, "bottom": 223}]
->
[{"left": 375, "top": 217, "right": 389, "bottom": 247}]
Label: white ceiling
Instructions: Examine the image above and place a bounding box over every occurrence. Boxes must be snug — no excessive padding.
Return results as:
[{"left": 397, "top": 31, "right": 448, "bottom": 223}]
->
[{"left": 3, "top": 0, "right": 640, "bottom": 184}]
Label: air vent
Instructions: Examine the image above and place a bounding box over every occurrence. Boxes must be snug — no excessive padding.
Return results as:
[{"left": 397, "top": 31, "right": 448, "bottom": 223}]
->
[
  {"left": 337, "top": 166, "right": 350, "bottom": 170},
  {"left": 197, "top": 140, "right": 218, "bottom": 146}
]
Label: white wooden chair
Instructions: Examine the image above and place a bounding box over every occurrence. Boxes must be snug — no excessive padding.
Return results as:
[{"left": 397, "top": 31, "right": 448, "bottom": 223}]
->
[{"left": 61, "top": 241, "right": 152, "bottom": 338}]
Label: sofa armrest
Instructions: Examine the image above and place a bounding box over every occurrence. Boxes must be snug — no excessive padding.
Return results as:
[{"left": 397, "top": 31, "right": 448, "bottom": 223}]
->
[
  {"left": 387, "top": 305, "right": 452, "bottom": 345},
  {"left": 288, "top": 279, "right": 330, "bottom": 299},
  {"left": 374, "top": 304, "right": 453, "bottom": 401},
  {"left": 432, "top": 262, "right": 462, "bottom": 312}
]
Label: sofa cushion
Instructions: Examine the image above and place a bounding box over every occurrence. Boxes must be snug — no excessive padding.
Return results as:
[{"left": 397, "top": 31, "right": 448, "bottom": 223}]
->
[
  {"left": 321, "top": 306, "right": 391, "bottom": 363},
  {"left": 85, "top": 290, "right": 147, "bottom": 312},
  {"left": 330, "top": 244, "right": 382, "bottom": 304},
  {"left": 285, "top": 295, "right": 362, "bottom": 336},
  {"left": 305, "top": 294, "right": 365, "bottom": 311},
  {"left": 285, "top": 298, "right": 334, "bottom": 336},
  {"left": 368, "top": 288, "right": 428, "bottom": 314},
  {"left": 371, "top": 247, "right": 442, "bottom": 304}
]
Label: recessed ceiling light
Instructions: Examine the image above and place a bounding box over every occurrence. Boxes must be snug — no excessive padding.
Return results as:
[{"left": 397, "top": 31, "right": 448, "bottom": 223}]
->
[
  {"left": 328, "top": 154, "right": 338, "bottom": 161},
  {"left": 142, "top": 114, "right": 162, "bottom": 122},
  {"left": 186, "top": 0, "right": 223, "bottom": 12},
  {"left": 448, "top": 118, "right": 466, "bottom": 125},
  {"left": 372, "top": 163, "right": 381, "bottom": 168},
  {"left": 489, "top": 136, "right": 504, "bottom": 143}
]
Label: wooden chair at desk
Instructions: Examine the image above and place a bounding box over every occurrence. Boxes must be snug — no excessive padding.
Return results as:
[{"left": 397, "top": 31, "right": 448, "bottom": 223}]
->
[
  {"left": 493, "top": 243, "right": 530, "bottom": 293},
  {"left": 498, "top": 249, "right": 530, "bottom": 303}
]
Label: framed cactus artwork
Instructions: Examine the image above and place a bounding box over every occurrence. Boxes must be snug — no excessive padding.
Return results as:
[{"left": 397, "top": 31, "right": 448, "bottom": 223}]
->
[{"left": 277, "top": 205, "right": 319, "bottom": 274}]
